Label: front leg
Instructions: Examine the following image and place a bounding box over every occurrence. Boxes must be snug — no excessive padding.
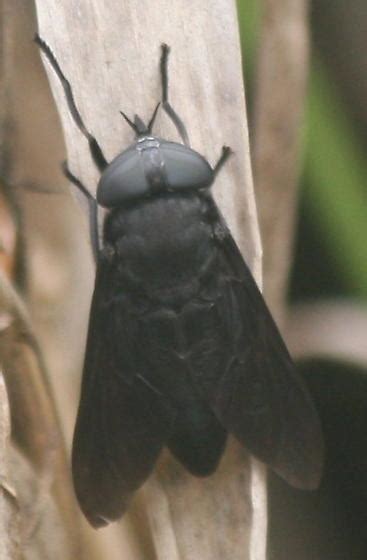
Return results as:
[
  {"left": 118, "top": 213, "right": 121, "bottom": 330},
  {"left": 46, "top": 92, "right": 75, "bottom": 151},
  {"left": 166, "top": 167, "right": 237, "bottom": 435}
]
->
[
  {"left": 213, "top": 146, "right": 233, "bottom": 177},
  {"left": 35, "top": 35, "right": 108, "bottom": 174}
]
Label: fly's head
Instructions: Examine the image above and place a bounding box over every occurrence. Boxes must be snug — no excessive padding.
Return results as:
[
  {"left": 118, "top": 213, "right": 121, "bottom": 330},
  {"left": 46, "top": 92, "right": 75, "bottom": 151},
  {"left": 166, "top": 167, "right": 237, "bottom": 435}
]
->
[{"left": 97, "top": 104, "right": 214, "bottom": 209}]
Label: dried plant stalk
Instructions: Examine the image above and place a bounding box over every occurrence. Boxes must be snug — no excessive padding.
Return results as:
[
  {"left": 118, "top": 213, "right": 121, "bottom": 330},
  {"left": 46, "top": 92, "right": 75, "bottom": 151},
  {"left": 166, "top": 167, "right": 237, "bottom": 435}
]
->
[
  {"left": 34, "top": 0, "right": 265, "bottom": 558},
  {"left": 0, "top": 1, "right": 85, "bottom": 555},
  {"left": 253, "top": 0, "right": 310, "bottom": 321},
  {"left": 0, "top": 267, "right": 81, "bottom": 558},
  {"left": 0, "top": 370, "right": 22, "bottom": 560}
]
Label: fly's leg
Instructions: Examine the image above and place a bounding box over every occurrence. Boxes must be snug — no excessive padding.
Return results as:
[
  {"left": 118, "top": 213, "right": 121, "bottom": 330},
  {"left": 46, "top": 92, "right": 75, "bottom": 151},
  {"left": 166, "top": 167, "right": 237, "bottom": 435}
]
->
[
  {"left": 35, "top": 34, "right": 108, "bottom": 173},
  {"left": 213, "top": 146, "right": 232, "bottom": 177},
  {"left": 160, "top": 44, "right": 190, "bottom": 147},
  {"left": 62, "top": 162, "right": 100, "bottom": 262}
]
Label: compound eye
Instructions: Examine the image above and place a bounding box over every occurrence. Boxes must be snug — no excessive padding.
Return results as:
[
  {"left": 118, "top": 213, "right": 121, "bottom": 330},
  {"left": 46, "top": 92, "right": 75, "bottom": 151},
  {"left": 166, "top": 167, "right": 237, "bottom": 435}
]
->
[
  {"left": 161, "top": 142, "right": 214, "bottom": 191},
  {"left": 97, "top": 146, "right": 149, "bottom": 208}
]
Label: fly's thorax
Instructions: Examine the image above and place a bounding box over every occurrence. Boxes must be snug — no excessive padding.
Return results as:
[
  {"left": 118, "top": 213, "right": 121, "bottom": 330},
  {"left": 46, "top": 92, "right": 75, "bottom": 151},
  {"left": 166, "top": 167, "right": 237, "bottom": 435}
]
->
[
  {"left": 97, "top": 137, "right": 214, "bottom": 208},
  {"left": 103, "top": 193, "right": 217, "bottom": 300}
]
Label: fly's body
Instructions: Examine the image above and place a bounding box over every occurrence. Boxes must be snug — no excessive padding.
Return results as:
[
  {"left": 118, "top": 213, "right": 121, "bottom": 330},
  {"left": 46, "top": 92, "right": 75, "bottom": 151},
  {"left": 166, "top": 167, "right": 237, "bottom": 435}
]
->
[
  {"left": 36, "top": 36, "right": 324, "bottom": 529},
  {"left": 101, "top": 190, "right": 228, "bottom": 479}
]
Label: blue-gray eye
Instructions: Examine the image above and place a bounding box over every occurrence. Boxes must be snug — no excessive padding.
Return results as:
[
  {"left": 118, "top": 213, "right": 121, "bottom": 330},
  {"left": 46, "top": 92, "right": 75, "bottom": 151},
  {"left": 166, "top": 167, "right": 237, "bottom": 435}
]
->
[
  {"left": 159, "top": 140, "right": 214, "bottom": 191},
  {"left": 97, "top": 145, "right": 146, "bottom": 207}
]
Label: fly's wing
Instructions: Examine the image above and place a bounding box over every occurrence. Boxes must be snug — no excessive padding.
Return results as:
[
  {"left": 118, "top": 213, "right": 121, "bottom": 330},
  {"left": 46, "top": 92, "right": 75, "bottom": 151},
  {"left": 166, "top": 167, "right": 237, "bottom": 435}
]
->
[
  {"left": 72, "top": 256, "right": 175, "bottom": 528},
  {"left": 202, "top": 202, "right": 324, "bottom": 489}
]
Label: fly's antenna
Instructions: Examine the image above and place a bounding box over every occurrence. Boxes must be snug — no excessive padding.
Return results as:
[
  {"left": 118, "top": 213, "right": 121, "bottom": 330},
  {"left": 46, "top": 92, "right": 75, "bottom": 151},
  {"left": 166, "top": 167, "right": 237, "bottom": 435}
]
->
[
  {"left": 120, "top": 110, "right": 140, "bottom": 135},
  {"left": 147, "top": 102, "right": 161, "bottom": 133},
  {"left": 134, "top": 115, "right": 148, "bottom": 135}
]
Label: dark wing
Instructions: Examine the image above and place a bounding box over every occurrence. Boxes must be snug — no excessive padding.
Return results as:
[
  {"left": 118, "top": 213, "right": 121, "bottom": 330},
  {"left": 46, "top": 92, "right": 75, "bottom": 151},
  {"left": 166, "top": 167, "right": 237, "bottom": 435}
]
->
[
  {"left": 72, "top": 255, "right": 175, "bottom": 527},
  {"left": 199, "top": 202, "right": 323, "bottom": 489}
]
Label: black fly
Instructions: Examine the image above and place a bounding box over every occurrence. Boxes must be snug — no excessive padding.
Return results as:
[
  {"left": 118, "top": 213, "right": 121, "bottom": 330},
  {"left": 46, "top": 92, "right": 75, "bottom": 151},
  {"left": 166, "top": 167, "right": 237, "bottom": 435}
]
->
[{"left": 35, "top": 36, "right": 323, "bottom": 528}]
